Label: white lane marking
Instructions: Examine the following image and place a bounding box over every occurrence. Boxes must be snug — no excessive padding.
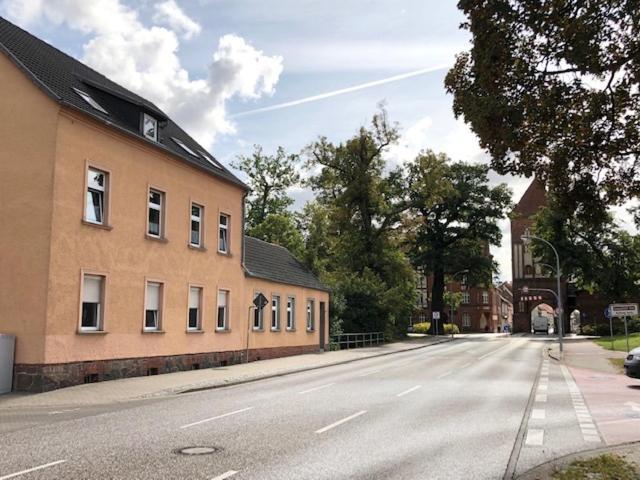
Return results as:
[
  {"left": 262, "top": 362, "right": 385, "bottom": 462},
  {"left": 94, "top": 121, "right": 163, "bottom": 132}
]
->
[
  {"left": 460, "top": 362, "right": 472, "bottom": 368},
  {"left": 298, "top": 383, "right": 335, "bottom": 394},
  {"left": 535, "top": 394, "right": 548, "bottom": 402},
  {"left": 48, "top": 408, "right": 80, "bottom": 415},
  {"left": 315, "top": 410, "right": 367, "bottom": 434},
  {"left": 537, "top": 384, "right": 548, "bottom": 392},
  {"left": 358, "top": 369, "right": 381, "bottom": 377},
  {"left": 0, "top": 460, "right": 67, "bottom": 480},
  {"left": 180, "top": 407, "right": 254, "bottom": 429},
  {"left": 397, "top": 385, "right": 422, "bottom": 397},
  {"left": 437, "top": 370, "right": 452, "bottom": 379},
  {"left": 560, "top": 365, "right": 601, "bottom": 444},
  {"left": 479, "top": 343, "right": 511, "bottom": 359},
  {"left": 531, "top": 409, "right": 546, "bottom": 420},
  {"left": 525, "top": 429, "right": 544, "bottom": 446},
  {"left": 210, "top": 471, "right": 238, "bottom": 480}
]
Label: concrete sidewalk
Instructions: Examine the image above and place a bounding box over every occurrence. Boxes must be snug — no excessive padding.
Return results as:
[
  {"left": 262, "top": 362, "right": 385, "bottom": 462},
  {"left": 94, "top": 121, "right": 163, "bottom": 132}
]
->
[{"left": 0, "top": 335, "right": 455, "bottom": 409}]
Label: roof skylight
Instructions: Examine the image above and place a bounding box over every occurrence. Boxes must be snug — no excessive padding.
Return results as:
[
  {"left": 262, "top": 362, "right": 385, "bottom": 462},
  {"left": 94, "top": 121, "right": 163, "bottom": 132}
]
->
[
  {"left": 198, "top": 150, "right": 224, "bottom": 170},
  {"left": 73, "top": 88, "right": 108, "bottom": 114},
  {"left": 171, "top": 137, "right": 197, "bottom": 156}
]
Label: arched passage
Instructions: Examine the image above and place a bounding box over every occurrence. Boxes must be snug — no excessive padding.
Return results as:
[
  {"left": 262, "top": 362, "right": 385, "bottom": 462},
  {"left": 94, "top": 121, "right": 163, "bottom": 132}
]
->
[{"left": 530, "top": 303, "right": 555, "bottom": 334}]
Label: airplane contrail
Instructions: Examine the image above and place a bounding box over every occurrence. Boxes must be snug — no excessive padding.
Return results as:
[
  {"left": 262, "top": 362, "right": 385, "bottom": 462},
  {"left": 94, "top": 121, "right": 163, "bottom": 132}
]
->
[{"left": 230, "top": 64, "right": 450, "bottom": 118}]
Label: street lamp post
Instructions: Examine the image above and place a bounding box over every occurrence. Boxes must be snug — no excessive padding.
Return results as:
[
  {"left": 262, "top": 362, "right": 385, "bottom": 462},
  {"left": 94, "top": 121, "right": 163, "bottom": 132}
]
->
[
  {"left": 449, "top": 269, "right": 469, "bottom": 336},
  {"left": 521, "top": 229, "right": 564, "bottom": 353}
]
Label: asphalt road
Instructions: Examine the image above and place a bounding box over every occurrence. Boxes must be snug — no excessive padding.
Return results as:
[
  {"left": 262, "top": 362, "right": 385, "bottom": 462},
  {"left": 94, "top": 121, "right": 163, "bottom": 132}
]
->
[{"left": 0, "top": 336, "right": 602, "bottom": 479}]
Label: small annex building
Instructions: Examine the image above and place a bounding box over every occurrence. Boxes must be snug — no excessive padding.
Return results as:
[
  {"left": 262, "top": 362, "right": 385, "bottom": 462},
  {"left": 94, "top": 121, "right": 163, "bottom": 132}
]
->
[{"left": 0, "top": 17, "right": 329, "bottom": 392}]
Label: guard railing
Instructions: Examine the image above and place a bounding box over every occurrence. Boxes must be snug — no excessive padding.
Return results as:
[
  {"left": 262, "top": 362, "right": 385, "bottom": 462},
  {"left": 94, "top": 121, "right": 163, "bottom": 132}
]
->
[{"left": 330, "top": 332, "right": 385, "bottom": 350}]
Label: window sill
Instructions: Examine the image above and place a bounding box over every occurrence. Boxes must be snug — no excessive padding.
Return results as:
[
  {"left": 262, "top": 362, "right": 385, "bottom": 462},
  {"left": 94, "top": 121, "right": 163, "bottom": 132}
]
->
[
  {"left": 306, "top": 329, "right": 315, "bottom": 333},
  {"left": 188, "top": 244, "right": 207, "bottom": 252},
  {"left": 252, "top": 328, "right": 264, "bottom": 332},
  {"left": 77, "top": 330, "right": 108, "bottom": 335},
  {"left": 217, "top": 250, "right": 232, "bottom": 257},
  {"left": 270, "top": 328, "right": 281, "bottom": 332},
  {"left": 215, "top": 328, "right": 231, "bottom": 333},
  {"left": 145, "top": 234, "right": 168, "bottom": 243},
  {"left": 81, "top": 219, "right": 113, "bottom": 231},
  {"left": 286, "top": 328, "right": 296, "bottom": 332},
  {"left": 186, "top": 329, "right": 204, "bottom": 334},
  {"left": 142, "top": 329, "right": 165, "bottom": 334}
]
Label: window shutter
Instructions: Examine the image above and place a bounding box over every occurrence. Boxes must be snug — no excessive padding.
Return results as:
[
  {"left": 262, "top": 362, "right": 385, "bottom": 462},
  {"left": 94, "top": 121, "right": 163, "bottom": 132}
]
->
[
  {"left": 189, "top": 287, "right": 200, "bottom": 308},
  {"left": 147, "top": 283, "right": 160, "bottom": 310},
  {"left": 83, "top": 276, "right": 102, "bottom": 303}
]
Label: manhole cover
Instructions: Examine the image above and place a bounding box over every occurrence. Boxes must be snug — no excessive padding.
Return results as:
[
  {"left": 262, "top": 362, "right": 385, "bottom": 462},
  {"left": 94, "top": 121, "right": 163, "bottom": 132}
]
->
[{"left": 175, "top": 446, "right": 220, "bottom": 456}]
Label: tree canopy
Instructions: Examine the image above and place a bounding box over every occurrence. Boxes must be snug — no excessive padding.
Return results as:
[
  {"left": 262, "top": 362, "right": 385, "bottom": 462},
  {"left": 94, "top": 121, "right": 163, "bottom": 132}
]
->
[{"left": 445, "top": 1, "right": 640, "bottom": 211}]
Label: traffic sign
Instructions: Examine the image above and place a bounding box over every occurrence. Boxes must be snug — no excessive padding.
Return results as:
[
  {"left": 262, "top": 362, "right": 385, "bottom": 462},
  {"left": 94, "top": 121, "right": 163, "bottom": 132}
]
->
[
  {"left": 432, "top": 311, "right": 440, "bottom": 320},
  {"left": 604, "top": 307, "right": 612, "bottom": 319},
  {"left": 609, "top": 303, "right": 638, "bottom": 318},
  {"left": 253, "top": 293, "right": 268, "bottom": 311}
]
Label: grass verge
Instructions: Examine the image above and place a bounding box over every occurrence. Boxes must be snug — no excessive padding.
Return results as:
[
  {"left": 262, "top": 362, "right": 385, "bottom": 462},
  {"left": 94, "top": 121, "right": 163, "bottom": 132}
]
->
[
  {"left": 594, "top": 333, "right": 640, "bottom": 352},
  {"left": 553, "top": 453, "right": 639, "bottom": 479}
]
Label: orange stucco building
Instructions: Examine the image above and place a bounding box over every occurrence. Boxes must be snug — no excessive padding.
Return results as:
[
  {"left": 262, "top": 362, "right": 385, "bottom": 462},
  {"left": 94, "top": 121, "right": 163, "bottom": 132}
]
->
[{"left": 0, "top": 18, "right": 329, "bottom": 392}]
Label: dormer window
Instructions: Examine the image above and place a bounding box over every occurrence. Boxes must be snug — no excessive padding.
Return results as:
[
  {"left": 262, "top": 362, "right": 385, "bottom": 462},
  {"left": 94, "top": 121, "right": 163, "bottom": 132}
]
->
[
  {"left": 73, "top": 88, "right": 108, "bottom": 115},
  {"left": 143, "top": 113, "right": 158, "bottom": 142},
  {"left": 198, "top": 150, "right": 224, "bottom": 170},
  {"left": 172, "top": 137, "right": 197, "bottom": 156}
]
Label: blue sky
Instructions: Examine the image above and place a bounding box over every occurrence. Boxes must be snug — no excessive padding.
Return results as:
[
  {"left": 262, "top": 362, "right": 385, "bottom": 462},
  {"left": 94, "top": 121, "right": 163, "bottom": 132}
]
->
[{"left": 1, "top": 0, "right": 531, "bottom": 280}]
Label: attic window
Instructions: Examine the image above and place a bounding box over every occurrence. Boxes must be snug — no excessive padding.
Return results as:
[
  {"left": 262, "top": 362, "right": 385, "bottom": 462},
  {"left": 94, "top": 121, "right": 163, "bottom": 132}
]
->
[
  {"left": 73, "top": 88, "right": 108, "bottom": 114},
  {"left": 143, "top": 113, "right": 158, "bottom": 142},
  {"left": 198, "top": 150, "right": 224, "bottom": 170},
  {"left": 172, "top": 137, "right": 197, "bottom": 156}
]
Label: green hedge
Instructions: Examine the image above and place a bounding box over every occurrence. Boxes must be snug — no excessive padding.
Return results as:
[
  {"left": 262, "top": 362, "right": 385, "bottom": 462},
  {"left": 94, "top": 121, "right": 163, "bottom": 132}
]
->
[{"left": 412, "top": 322, "right": 460, "bottom": 335}]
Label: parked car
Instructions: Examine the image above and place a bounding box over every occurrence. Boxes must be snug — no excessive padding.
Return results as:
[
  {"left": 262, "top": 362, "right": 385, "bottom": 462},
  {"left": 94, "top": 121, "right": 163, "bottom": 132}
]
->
[{"left": 624, "top": 347, "right": 640, "bottom": 379}]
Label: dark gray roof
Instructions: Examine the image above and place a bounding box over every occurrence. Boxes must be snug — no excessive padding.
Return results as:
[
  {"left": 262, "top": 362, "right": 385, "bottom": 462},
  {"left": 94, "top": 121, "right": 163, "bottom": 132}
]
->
[
  {"left": 0, "top": 16, "right": 246, "bottom": 189},
  {"left": 244, "top": 236, "right": 330, "bottom": 292}
]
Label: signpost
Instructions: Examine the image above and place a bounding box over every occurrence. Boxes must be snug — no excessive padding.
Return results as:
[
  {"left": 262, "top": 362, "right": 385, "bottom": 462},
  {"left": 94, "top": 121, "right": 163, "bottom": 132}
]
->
[
  {"left": 246, "top": 293, "right": 269, "bottom": 362},
  {"left": 605, "top": 307, "right": 614, "bottom": 349},
  {"left": 432, "top": 311, "right": 440, "bottom": 336},
  {"left": 608, "top": 303, "right": 638, "bottom": 353}
]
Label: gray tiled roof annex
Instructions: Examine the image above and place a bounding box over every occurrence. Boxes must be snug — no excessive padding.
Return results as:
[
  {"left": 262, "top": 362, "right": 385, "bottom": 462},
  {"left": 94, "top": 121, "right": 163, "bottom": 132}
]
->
[
  {"left": 0, "top": 16, "right": 246, "bottom": 189},
  {"left": 244, "top": 236, "right": 330, "bottom": 292}
]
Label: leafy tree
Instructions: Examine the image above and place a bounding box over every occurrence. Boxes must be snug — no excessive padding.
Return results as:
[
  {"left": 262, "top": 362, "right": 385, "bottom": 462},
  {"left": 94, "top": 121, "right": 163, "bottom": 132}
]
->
[
  {"left": 533, "top": 197, "right": 640, "bottom": 302},
  {"left": 445, "top": 1, "right": 640, "bottom": 211},
  {"left": 407, "top": 155, "right": 512, "bottom": 334},
  {"left": 232, "top": 145, "right": 300, "bottom": 230},
  {"left": 444, "top": 291, "right": 463, "bottom": 322},
  {"left": 304, "top": 109, "right": 417, "bottom": 335},
  {"left": 249, "top": 213, "right": 304, "bottom": 259}
]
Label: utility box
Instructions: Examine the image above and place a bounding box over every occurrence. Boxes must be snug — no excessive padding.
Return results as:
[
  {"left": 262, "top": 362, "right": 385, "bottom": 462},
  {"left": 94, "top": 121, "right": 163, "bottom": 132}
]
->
[{"left": 0, "top": 334, "right": 16, "bottom": 394}]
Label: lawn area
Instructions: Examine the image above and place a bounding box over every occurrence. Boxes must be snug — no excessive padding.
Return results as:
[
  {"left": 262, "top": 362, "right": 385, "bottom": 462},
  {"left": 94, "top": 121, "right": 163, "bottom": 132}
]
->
[
  {"left": 553, "top": 453, "right": 639, "bottom": 480},
  {"left": 594, "top": 332, "right": 640, "bottom": 352}
]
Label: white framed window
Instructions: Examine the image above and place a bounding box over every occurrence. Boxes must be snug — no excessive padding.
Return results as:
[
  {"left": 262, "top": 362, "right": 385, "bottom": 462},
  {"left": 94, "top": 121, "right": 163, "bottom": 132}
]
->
[
  {"left": 81, "top": 274, "right": 104, "bottom": 331},
  {"left": 306, "top": 299, "right": 315, "bottom": 331},
  {"left": 190, "top": 203, "right": 203, "bottom": 247},
  {"left": 86, "top": 167, "right": 108, "bottom": 225},
  {"left": 462, "top": 313, "right": 471, "bottom": 328},
  {"left": 145, "top": 282, "right": 162, "bottom": 331},
  {"left": 188, "top": 286, "right": 202, "bottom": 330},
  {"left": 172, "top": 137, "right": 197, "bottom": 156},
  {"left": 147, "top": 189, "right": 164, "bottom": 238},
  {"left": 462, "top": 291, "right": 470, "bottom": 304},
  {"left": 253, "top": 297, "right": 264, "bottom": 330},
  {"left": 271, "top": 295, "right": 281, "bottom": 330},
  {"left": 482, "top": 291, "right": 489, "bottom": 304},
  {"left": 143, "top": 113, "right": 157, "bottom": 142},
  {"left": 286, "top": 296, "right": 295, "bottom": 330},
  {"left": 219, "top": 214, "right": 229, "bottom": 253},
  {"left": 217, "top": 290, "right": 229, "bottom": 330}
]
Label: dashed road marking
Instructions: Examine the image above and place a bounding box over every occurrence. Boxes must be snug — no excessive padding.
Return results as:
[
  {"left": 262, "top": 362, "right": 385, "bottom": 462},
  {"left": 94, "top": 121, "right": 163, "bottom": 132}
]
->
[
  {"left": 316, "top": 410, "right": 367, "bottom": 434},
  {"left": 397, "top": 385, "right": 422, "bottom": 397},
  {"left": 535, "top": 394, "right": 547, "bottom": 402},
  {"left": 210, "top": 471, "right": 238, "bottom": 480},
  {"left": 0, "top": 460, "right": 67, "bottom": 480},
  {"left": 525, "top": 429, "right": 544, "bottom": 446},
  {"left": 560, "top": 365, "right": 602, "bottom": 444},
  {"left": 357, "top": 369, "right": 381, "bottom": 377},
  {"left": 298, "top": 383, "right": 335, "bottom": 394},
  {"left": 531, "top": 409, "right": 546, "bottom": 420},
  {"left": 180, "top": 407, "right": 254, "bottom": 429},
  {"left": 437, "top": 370, "right": 452, "bottom": 379}
]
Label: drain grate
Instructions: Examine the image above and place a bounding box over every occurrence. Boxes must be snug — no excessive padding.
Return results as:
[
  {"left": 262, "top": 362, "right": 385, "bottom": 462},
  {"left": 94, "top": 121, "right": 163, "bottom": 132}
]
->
[{"left": 175, "top": 446, "right": 221, "bottom": 456}]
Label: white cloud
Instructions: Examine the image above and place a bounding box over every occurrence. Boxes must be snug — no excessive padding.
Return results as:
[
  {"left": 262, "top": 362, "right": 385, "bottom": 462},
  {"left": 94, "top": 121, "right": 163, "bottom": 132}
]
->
[
  {"left": 3, "top": 0, "right": 283, "bottom": 147},
  {"left": 152, "top": 0, "right": 201, "bottom": 39},
  {"left": 385, "top": 115, "right": 433, "bottom": 167}
]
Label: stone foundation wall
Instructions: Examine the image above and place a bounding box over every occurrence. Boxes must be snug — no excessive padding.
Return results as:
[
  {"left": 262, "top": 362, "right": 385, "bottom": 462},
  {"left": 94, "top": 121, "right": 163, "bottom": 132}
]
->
[{"left": 13, "top": 344, "right": 319, "bottom": 393}]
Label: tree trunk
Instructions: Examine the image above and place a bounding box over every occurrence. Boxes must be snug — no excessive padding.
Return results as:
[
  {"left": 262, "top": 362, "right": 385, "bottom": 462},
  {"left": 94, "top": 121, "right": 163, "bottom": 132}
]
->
[{"left": 430, "top": 263, "right": 445, "bottom": 335}]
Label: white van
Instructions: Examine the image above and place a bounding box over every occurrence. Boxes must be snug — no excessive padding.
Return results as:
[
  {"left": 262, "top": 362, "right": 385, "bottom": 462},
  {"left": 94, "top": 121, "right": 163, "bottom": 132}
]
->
[{"left": 532, "top": 316, "right": 549, "bottom": 334}]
